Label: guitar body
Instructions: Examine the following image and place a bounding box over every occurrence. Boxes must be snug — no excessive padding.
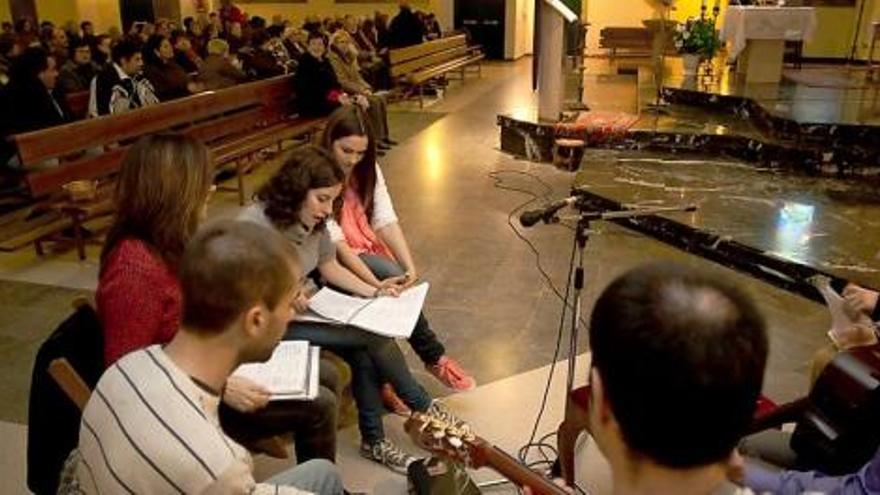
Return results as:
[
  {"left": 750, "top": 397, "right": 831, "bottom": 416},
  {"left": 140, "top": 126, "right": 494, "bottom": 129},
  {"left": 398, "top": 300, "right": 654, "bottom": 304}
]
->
[
  {"left": 791, "top": 344, "right": 880, "bottom": 474},
  {"left": 558, "top": 386, "right": 591, "bottom": 487}
]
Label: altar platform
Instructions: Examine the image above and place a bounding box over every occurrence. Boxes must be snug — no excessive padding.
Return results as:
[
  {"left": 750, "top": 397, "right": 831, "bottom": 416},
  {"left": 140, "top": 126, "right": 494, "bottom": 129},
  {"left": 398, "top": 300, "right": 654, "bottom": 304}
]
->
[
  {"left": 498, "top": 60, "right": 880, "bottom": 300},
  {"left": 499, "top": 61, "right": 880, "bottom": 176}
]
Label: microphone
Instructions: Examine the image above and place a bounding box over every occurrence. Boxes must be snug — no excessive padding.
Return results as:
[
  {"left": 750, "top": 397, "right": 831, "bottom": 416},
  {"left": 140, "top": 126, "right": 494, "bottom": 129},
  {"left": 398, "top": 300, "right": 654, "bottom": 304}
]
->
[{"left": 519, "top": 197, "right": 577, "bottom": 227}]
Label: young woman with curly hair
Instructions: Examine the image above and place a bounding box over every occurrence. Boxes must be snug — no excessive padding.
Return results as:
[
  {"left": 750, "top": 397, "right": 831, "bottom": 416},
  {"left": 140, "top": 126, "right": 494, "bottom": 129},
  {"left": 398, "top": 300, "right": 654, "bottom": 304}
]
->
[{"left": 239, "top": 145, "right": 467, "bottom": 474}]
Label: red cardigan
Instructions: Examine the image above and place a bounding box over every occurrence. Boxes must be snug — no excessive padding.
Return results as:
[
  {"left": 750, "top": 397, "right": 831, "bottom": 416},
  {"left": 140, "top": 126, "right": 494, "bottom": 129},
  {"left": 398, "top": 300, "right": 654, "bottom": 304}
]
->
[{"left": 96, "top": 238, "right": 181, "bottom": 367}]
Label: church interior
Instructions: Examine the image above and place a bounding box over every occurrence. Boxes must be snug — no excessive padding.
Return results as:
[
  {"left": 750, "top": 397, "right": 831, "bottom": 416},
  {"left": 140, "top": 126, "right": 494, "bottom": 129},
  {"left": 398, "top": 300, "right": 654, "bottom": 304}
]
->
[{"left": 2, "top": 0, "right": 880, "bottom": 493}]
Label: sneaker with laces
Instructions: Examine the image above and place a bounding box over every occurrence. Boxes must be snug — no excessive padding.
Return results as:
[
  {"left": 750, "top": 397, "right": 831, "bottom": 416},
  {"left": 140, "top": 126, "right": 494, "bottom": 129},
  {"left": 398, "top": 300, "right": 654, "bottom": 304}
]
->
[
  {"left": 428, "top": 355, "right": 476, "bottom": 391},
  {"left": 360, "top": 438, "right": 419, "bottom": 475},
  {"left": 424, "top": 400, "right": 470, "bottom": 431},
  {"left": 381, "top": 383, "right": 411, "bottom": 416}
]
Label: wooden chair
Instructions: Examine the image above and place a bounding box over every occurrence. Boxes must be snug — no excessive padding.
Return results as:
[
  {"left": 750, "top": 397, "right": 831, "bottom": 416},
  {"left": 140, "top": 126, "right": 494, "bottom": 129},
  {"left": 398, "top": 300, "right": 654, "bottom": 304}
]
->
[{"left": 47, "top": 300, "right": 290, "bottom": 460}]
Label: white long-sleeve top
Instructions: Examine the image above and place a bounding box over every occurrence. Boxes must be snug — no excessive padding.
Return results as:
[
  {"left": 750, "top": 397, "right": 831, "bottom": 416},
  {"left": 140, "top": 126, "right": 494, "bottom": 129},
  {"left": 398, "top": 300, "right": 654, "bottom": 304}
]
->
[{"left": 326, "top": 163, "right": 398, "bottom": 243}]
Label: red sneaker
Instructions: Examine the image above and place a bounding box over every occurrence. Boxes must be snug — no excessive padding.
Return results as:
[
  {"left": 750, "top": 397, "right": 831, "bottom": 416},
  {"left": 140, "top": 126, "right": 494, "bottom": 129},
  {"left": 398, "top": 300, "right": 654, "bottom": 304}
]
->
[
  {"left": 428, "top": 355, "right": 476, "bottom": 391},
  {"left": 381, "top": 383, "right": 411, "bottom": 416}
]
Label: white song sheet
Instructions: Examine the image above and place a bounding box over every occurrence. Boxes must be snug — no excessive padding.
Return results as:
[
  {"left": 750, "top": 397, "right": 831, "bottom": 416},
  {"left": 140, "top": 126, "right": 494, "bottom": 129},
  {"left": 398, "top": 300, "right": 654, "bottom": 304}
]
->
[
  {"left": 232, "top": 341, "right": 319, "bottom": 400},
  {"left": 303, "top": 283, "right": 429, "bottom": 338}
]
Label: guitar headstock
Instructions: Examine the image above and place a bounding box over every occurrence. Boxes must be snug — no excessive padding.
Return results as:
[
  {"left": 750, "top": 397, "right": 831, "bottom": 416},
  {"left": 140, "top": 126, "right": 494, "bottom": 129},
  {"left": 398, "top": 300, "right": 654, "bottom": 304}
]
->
[{"left": 404, "top": 412, "right": 487, "bottom": 469}]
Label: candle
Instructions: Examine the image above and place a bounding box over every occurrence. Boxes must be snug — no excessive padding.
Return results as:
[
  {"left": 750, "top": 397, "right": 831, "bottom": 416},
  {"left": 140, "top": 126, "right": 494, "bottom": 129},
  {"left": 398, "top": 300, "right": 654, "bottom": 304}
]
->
[
  {"left": 701, "top": 0, "right": 707, "bottom": 8},
  {"left": 713, "top": 0, "right": 720, "bottom": 9}
]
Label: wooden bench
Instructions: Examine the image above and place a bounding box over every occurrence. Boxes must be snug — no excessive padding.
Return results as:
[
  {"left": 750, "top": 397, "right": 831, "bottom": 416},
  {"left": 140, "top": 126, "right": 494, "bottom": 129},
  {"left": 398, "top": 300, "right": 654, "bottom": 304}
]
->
[
  {"left": 388, "top": 34, "right": 484, "bottom": 108},
  {"left": 9, "top": 75, "right": 323, "bottom": 259},
  {"left": 599, "top": 27, "right": 653, "bottom": 58}
]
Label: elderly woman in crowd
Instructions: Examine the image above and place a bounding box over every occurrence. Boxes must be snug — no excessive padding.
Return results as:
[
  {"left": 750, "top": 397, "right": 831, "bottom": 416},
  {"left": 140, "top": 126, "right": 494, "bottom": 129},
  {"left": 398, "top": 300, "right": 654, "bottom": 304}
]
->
[
  {"left": 327, "top": 30, "right": 394, "bottom": 151},
  {"left": 197, "top": 38, "right": 247, "bottom": 91}
]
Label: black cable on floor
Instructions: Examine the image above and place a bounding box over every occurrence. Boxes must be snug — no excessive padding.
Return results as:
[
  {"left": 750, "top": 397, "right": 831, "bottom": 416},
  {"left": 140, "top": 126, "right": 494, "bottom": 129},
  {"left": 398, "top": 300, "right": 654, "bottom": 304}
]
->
[{"left": 488, "top": 168, "right": 591, "bottom": 495}]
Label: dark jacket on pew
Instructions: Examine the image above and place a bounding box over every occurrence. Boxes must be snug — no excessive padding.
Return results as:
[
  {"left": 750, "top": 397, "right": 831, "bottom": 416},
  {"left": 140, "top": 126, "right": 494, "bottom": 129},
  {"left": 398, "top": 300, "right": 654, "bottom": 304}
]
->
[
  {"left": 0, "top": 79, "right": 70, "bottom": 134},
  {"left": 0, "top": 79, "right": 70, "bottom": 165},
  {"left": 389, "top": 6, "right": 426, "bottom": 48},
  {"left": 27, "top": 304, "right": 104, "bottom": 495},
  {"left": 197, "top": 54, "right": 248, "bottom": 91},
  {"left": 144, "top": 59, "right": 192, "bottom": 102},
  {"left": 174, "top": 49, "right": 200, "bottom": 73},
  {"left": 293, "top": 52, "right": 343, "bottom": 118}
]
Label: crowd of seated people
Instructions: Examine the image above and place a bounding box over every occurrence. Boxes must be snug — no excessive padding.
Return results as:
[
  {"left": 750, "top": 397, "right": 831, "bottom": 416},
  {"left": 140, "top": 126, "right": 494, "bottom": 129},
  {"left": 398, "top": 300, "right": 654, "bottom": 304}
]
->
[{"left": 0, "top": 1, "right": 443, "bottom": 170}]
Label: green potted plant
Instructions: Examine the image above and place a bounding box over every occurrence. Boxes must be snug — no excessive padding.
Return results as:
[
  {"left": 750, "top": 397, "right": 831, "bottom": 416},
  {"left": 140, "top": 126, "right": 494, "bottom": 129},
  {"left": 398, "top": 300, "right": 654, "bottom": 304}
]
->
[{"left": 674, "top": 16, "right": 721, "bottom": 76}]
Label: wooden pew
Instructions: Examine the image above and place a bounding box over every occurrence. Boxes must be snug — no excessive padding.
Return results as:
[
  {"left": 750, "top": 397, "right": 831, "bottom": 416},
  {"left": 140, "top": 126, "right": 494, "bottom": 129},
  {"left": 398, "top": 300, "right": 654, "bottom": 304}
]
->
[
  {"left": 9, "top": 75, "right": 323, "bottom": 259},
  {"left": 388, "top": 34, "right": 484, "bottom": 108},
  {"left": 599, "top": 27, "right": 653, "bottom": 58}
]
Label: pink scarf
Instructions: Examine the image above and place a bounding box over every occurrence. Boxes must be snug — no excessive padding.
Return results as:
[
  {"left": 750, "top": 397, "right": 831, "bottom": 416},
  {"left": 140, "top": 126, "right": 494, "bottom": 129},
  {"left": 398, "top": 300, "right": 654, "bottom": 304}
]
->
[{"left": 339, "top": 185, "right": 394, "bottom": 259}]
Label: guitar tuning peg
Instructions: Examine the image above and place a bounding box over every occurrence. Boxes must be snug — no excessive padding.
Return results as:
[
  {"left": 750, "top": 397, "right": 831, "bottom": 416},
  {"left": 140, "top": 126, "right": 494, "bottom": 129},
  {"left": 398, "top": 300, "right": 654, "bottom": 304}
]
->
[{"left": 448, "top": 436, "right": 463, "bottom": 449}]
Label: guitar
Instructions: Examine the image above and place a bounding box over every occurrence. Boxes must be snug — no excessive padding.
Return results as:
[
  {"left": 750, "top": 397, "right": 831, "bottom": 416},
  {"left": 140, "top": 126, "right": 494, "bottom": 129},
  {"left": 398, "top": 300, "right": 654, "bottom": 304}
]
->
[{"left": 404, "top": 413, "right": 571, "bottom": 495}]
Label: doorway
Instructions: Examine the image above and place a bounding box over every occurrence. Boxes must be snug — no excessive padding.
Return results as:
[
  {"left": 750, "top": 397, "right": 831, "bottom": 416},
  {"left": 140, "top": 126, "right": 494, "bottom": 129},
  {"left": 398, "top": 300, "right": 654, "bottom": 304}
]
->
[{"left": 455, "top": 0, "right": 506, "bottom": 60}]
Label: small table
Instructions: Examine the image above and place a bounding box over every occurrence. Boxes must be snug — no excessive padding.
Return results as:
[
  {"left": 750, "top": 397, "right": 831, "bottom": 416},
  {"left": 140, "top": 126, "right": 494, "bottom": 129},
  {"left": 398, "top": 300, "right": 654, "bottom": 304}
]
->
[{"left": 721, "top": 6, "right": 817, "bottom": 83}]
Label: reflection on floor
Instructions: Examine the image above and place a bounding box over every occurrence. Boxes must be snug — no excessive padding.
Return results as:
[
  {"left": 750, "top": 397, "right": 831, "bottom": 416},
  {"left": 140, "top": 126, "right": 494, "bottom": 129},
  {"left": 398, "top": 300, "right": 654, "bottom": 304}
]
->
[{"left": 0, "top": 58, "right": 850, "bottom": 493}]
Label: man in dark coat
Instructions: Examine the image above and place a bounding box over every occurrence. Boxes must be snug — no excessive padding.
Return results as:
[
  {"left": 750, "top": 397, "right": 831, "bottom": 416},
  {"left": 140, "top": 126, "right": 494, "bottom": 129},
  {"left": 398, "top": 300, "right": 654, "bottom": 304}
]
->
[
  {"left": 0, "top": 47, "right": 70, "bottom": 167},
  {"left": 388, "top": 0, "right": 425, "bottom": 48}
]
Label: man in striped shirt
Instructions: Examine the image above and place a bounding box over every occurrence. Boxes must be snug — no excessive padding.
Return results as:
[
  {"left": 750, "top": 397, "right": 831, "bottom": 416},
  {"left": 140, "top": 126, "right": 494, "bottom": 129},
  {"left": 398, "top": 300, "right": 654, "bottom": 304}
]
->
[{"left": 74, "top": 220, "right": 344, "bottom": 494}]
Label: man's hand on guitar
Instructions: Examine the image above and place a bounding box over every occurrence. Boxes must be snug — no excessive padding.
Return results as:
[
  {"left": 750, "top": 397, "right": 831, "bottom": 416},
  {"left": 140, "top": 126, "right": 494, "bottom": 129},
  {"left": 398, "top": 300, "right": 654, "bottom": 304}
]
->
[
  {"left": 521, "top": 478, "right": 575, "bottom": 495},
  {"left": 843, "top": 284, "right": 879, "bottom": 316}
]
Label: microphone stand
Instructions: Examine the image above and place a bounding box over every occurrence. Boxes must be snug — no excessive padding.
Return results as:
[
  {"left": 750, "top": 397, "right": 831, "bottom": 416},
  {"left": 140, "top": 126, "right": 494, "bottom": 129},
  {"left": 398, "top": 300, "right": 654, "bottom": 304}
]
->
[{"left": 551, "top": 199, "right": 697, "bottom": 485}]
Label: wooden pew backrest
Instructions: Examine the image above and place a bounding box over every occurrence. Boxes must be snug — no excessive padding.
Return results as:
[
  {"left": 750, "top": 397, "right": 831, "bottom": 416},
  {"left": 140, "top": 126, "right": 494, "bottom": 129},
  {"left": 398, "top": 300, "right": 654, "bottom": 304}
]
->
[
  {"left": 13, "top": 75, "right": 294, "bottom": 168},
  {"left": 389, "top": 34, "right": 468, "bottom": 66}
]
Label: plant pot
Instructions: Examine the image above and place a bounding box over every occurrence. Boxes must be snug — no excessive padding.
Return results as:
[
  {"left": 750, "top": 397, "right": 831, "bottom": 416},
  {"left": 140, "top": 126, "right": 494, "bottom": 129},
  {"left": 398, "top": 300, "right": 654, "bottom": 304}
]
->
[{"left": 681, "top": 54, "right": 700, "bottom": 76}]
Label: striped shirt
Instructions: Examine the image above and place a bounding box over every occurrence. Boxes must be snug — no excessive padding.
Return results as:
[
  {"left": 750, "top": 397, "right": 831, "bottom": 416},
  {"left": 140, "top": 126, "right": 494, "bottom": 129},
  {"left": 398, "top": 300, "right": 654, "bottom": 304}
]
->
[{"left": 76, "top": 345, "right": 312, "bottom": 494}]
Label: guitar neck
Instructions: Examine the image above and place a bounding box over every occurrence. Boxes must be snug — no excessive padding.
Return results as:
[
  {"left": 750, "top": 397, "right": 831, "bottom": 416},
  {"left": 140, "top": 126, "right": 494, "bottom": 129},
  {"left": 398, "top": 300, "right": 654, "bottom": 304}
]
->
[{"left": 477, "top": 439, "right": 570, "bottom": 495}]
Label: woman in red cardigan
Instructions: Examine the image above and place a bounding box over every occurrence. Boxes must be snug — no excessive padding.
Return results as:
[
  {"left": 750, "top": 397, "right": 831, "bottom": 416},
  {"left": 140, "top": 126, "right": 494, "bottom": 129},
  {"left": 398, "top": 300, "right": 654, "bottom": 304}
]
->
[{"left": 96, "top": 133, "right": 340, "bottom": 463}]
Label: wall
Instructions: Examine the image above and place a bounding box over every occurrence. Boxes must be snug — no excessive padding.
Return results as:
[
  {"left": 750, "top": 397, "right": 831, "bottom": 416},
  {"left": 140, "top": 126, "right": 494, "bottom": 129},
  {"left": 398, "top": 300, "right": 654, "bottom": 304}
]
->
[
  {"left": 505, "top": 0, "right": 535, "bottom": 60},
  {"left": 34, "top": 0, "right": 78, "bottom": 26},
  {"left": 585, "top": 0, "right": 855, "bottom": 59},
  {"left": 0, "top": 1, "right": 10, "bottom": 23},
  {"left": 235, "top": 0, "right": 435, "bottom": 24},
  {"left": 76, "top": 0, "right": 123, "bottom": 32},
  {"left": 803, "top": 6, "right": 855, "bottom": 58}
]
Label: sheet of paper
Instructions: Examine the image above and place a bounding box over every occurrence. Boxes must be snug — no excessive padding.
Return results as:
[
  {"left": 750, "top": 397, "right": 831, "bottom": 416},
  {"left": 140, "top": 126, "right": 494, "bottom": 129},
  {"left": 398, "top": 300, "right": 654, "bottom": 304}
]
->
[
  {"left": 232, "top": 341, "right": 310, "bottom": 396},
  {"left": 294, "top": 310, "right": 337, "bottom": 325},
  {"left": 307, "top": 283, "right": 430, "bottom": 338},
  {"left": 271, "top": 347, "right": 320, "bottom": 401}
]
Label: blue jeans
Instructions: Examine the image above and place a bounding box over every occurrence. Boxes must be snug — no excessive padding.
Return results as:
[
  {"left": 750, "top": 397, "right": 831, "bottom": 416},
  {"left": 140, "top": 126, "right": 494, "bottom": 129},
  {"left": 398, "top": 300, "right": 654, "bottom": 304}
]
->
[
  {"left": 265, "top": 459, "right": 344, "bottom": 495},
  {"left": 286, "top": 322, "right": 432, "bottom": 444},
  {"left": 359, "top": 254, "right": 446, "bottom": 365}
]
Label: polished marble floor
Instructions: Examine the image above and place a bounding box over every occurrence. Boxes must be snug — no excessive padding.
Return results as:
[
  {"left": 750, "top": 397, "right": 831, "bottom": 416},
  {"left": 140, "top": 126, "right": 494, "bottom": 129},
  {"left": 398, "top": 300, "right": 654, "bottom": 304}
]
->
[
  {"left": 0, "top": 58, "right": 856, "bottom": 493},
  {"left": 658, "top": 61, "right": 880, "bottom": 126}
]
